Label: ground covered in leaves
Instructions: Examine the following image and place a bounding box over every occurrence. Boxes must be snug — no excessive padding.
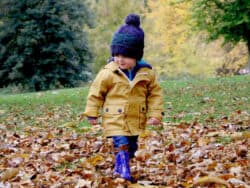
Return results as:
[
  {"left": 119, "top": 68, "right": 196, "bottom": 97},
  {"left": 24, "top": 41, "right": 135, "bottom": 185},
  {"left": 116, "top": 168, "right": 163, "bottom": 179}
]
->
[
  {"left": 0, "top": 109, "right": 249, "bottom": 187},
  {"left": 0, "top": 76, "right": 249, "bottom": 187}
]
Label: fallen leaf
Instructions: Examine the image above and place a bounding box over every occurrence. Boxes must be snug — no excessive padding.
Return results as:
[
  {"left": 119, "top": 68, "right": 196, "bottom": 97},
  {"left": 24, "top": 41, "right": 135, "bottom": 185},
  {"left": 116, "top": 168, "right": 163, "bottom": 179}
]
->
[
  {"left": 229, "top": 166, "right": 242, "bottom": 177},
  {"left": 236, "top": 145, "right": 248, "bottom": 158},
  {"left": 228, "top": 178, "right": 250, "bottom": 187},
  {"left": 8, "top": 157, "right": 24, "bottom": 167},
  {"left": 75, "top": 179, "right": 92, "bottom": 188},
  {"left": 135, "top": 149, "right": 151, "bottom": 162},
  {"left": 0, "top": 168, "right": 19, "bottom": 181},
  {"left": 193, "top": 176, "right": 232, "bottom": 188},
  {"left": 87, "top": 154, "right": 104, "bottom": 166}
]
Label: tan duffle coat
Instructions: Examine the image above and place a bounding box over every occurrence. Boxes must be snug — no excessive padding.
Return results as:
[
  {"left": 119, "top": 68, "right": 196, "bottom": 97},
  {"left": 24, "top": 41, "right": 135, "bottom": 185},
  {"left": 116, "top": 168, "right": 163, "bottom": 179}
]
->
[{"left": 83, "top": 61, "right": 164, "bottom": 137}]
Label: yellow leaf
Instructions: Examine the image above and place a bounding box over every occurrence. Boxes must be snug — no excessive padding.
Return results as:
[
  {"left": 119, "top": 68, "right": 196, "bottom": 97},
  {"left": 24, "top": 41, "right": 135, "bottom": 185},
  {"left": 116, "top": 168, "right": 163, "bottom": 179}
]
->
[
  {"left": 181, "top": 182, "right": 193, "bottom": 188},
  {"left": 193, "top": 176, "right": 232, "bottom": 188},
  {"left": 45, "top": 132, "right": 54, "bottom": 139},
  {"left": 13, "top": 153, "right": 29, "bottom": 160},
  {"left": 231, "top": 132, "right": 250, "bottom": 140},
  {"left": 0, "top": 168, "right": 19, "bottom": 181},
  {"left": 128, "top": 184, "right": 142, "bottom": 188},
  {"left": 139, "top": 130, "right": 151, "bottom": 138},
  {"left": 242, "top": 131, "right": 250, "bottom": 139},
  {"left": 87, "top": 154, "right": 104, "bottom": 166}
]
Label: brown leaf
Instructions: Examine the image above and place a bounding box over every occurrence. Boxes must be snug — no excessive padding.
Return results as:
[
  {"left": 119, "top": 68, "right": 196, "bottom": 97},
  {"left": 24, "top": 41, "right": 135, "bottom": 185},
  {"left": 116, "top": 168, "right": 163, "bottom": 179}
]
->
[
  {"left": 63, "top": 154, "right": 76, "bottom": 162},
  {"left": 167, "top": 143, "right": 175, "bottom": 152},
  {"left": 236, "top": 145, "right": 248, "bottom": 158},
  {"left": 218, "top": 174, "right": 235, "bottom": 180},
  {"left": 207, "top": 161, "right": 217, "bottom": 171},
  {"left": 135, "top": 149, "right": 151, "bottom": 162}
]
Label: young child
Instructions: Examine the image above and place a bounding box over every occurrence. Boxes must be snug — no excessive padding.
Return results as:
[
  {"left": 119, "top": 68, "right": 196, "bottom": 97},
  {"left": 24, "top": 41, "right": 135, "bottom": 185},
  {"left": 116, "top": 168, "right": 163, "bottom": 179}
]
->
[{"left": 83, "top": 14, "right": 164, "bottom": 181}]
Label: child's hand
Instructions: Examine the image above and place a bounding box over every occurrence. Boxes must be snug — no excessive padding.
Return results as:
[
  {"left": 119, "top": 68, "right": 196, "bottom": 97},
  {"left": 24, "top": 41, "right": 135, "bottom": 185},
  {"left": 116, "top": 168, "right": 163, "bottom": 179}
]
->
[
  {"left": 87, "top": 117, "right": 98, "bottom": 125},
  {"left": 147, "top": 117, "right": 161, "bottom": 125}
]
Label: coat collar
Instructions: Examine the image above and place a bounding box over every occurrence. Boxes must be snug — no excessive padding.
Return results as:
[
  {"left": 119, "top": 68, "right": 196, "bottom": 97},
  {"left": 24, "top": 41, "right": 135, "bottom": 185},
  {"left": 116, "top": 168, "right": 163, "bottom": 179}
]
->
[
  {"left": 104, "top": 61, "right": 119, "bottom": 72},
  {"left": 105, "top": 61, "right": 151, "bottom": 74},
  {"left": 105, "top": 61, "right": 151, "bottom": 88}
]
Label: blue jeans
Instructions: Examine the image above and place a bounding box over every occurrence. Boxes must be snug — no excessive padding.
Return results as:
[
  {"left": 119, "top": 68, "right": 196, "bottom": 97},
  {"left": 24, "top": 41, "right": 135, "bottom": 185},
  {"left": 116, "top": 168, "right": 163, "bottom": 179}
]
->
[{"left": 112, "top": 136, "right": 138, "bottom": 159}]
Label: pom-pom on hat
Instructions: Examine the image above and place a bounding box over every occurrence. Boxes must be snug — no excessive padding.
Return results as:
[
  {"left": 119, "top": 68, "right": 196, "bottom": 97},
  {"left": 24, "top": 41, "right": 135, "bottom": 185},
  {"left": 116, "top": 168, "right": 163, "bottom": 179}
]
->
[{"left": 111, "top": 14, "right": 144, "bottom": 60}]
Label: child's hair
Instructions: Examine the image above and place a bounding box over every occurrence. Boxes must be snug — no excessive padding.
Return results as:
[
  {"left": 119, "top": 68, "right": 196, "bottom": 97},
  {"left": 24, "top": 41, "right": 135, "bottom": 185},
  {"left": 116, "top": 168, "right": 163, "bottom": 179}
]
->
[{"left": 110, "top": 14, "right": 144, "bottom": 60}]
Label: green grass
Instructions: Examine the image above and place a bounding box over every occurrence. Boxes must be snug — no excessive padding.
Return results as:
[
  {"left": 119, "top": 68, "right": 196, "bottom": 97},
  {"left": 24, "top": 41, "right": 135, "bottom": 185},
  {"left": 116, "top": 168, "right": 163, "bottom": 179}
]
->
[
  {"left": 0, "top": 87, "right": 88, "bottom": 116},
  {"left": 0, "top": 87, "right": 88, "bottom": 107},
  {"left": 0, "top": 75, "right": 249, "bottom": 130},
  {"left": 162, "top": 75, "right": 250, "bottom": 123}
]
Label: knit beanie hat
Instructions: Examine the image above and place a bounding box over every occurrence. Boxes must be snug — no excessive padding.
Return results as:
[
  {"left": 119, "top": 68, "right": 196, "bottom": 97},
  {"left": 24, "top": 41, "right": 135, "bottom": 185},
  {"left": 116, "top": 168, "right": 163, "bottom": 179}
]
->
[{"left": 111, "top": 14, "right": 144, "bottom": 60}]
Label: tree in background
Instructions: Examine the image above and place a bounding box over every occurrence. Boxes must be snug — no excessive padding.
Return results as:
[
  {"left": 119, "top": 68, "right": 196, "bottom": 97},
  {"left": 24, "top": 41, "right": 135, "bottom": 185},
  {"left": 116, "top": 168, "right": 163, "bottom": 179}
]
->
[
  {"left": 143, "top": 0, "right": 248, "bottom": 78},
  {"left": 0, "top": 0, "right": 93, "bottom": 91},
  {"left": 192, "top": 0, "right": 250, "bottom": 72},
  {"left": 144, "top": 0, "right": 196, "bottom": 77}
]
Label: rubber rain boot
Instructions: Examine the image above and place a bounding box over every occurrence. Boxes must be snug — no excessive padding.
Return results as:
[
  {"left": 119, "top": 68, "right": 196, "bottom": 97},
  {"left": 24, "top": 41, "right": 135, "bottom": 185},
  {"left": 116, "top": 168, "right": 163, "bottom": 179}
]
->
[
  {"left": 114, "top": 150, "right": 121, "bottom": 175},
  {"left": 114, "top": 150, "right": 131, "bottom": 181}
]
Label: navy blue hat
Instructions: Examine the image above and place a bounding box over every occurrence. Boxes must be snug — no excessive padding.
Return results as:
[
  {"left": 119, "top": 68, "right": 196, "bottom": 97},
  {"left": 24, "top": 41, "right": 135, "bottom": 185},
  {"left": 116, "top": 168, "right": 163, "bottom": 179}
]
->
[{"left": 111, "top": 14, "right": 144, "bottom": 60}]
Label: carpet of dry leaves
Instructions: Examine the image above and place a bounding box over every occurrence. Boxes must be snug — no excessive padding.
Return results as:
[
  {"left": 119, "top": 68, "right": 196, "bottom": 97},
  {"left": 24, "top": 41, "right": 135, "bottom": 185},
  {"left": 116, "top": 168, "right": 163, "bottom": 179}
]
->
[{"left": 0, "top": 108, "right": 249, "bottom": 188}]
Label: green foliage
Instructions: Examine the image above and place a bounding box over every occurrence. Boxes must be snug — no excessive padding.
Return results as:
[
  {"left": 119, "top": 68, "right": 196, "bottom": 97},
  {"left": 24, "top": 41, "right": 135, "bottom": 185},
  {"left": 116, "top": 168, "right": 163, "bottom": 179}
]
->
[
  {"left": 0, "top": 0, "right": 93, "bottom": 91},
  {"left": 144, "top": 0, "right": 224, "bottom": 78},
  {"left": 192, "top": 0, "right": 250, "bottom": 49},
  {"left": 216, "top": 136, "right": 232, "bottom": 145},
  {"left": 140, "top": 0, "right": 247, "bottom": 78}
]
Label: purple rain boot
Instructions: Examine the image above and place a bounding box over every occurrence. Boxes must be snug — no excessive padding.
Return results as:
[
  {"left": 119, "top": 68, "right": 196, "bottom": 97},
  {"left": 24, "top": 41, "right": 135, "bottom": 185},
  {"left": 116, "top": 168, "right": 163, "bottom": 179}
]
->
[
  {"left": 114, "top": 150, "right": 121, "bottom": 175},
  {"left": 114, "top": 150, "right": 131, "bottom": 181}
]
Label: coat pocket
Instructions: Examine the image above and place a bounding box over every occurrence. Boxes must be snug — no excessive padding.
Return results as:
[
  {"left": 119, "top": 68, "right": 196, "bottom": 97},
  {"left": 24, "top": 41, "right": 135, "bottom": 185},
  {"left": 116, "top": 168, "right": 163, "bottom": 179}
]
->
[
  {"left": 139, "top": 105, "right": 147, "bottom": 129},
  {"left": 102, "top": 104, "right": 127, "bottom": 131},
  {"left": 103, "top": 105, "right": 125, "bottom": 116}
]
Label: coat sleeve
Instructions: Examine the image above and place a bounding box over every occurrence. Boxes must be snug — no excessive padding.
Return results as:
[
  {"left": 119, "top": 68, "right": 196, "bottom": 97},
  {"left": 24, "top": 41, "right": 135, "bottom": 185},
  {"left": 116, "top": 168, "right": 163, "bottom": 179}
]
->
[
  {"left": 147, "top": 71, "right": 164, "bottom": 120},
  {"left": 83, "top": 69, "right": 111, "bottom": 117}
]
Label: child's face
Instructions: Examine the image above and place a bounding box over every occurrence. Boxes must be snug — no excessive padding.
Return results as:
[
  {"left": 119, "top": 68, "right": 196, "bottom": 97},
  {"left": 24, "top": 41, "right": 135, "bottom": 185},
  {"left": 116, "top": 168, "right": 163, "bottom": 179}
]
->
[{"left": 114, "top": 55, "right": 136, "bottom": 70}]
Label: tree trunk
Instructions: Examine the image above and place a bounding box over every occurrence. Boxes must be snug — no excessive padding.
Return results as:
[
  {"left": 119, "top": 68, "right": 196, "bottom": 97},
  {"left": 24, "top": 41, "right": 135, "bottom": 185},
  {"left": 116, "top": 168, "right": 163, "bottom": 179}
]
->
[{"left": 248, "top": 42, "right": 250, "bottom": 71}]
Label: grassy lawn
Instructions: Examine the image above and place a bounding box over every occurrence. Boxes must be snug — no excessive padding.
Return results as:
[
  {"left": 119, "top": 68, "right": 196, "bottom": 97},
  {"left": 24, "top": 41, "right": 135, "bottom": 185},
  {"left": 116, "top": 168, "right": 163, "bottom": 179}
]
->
[
  {"left": 0, "top": 75, "right": 249, "bottom": 131},
  {"left": 162, "top": 75, "right": 250, "bottom": 123}
]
